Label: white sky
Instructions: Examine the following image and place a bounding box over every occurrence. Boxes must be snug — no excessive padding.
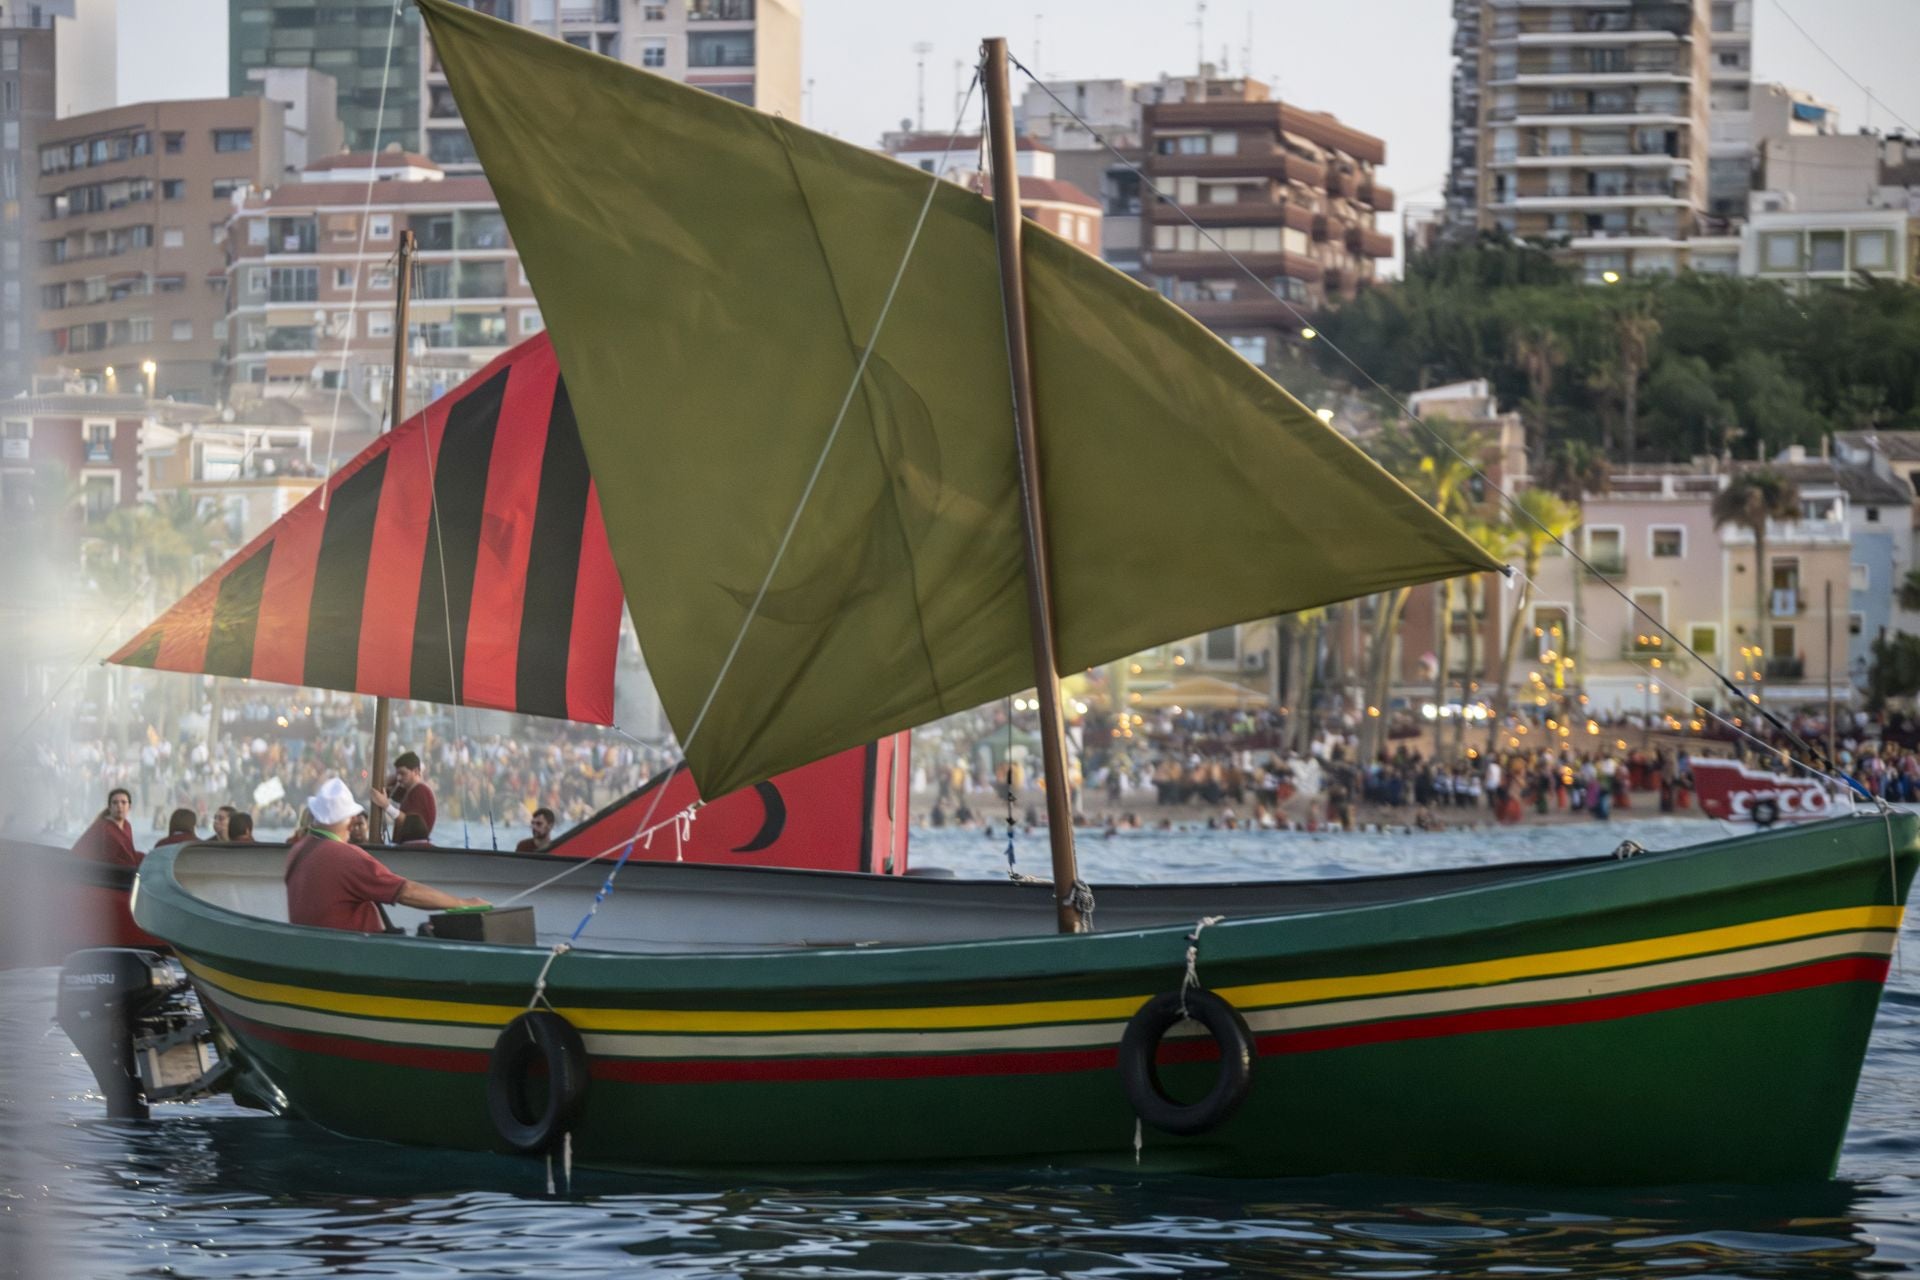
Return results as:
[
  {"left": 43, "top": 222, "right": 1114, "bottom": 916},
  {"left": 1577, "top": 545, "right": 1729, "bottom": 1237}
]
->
[{"left": 124, "top": 0, "right": 1920, "bottom": 275}]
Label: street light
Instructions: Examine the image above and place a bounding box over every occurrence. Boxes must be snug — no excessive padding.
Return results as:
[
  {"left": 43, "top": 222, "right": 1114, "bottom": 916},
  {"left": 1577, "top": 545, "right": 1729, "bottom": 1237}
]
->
[
  {"left": 140, "top": 358, "right": 157, "bottom": 398},
  {"left": 1601, "top": 270, "right": 1621, "bottom": 284}
]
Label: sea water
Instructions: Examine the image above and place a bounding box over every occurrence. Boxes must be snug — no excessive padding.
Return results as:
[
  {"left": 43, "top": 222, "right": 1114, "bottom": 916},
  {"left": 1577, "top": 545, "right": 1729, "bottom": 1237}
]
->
[{"left": 4, "top": 818, "right": 1919, "bottom": 1279}]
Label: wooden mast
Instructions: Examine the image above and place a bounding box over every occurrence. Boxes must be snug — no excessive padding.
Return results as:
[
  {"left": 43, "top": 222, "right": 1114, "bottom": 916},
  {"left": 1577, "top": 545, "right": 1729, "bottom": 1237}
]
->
[
  {"left": 369, "top": 228, "right": 416, "bottom": 843},
  {"left": 982, "top": 38, "right": 1084, "bottom": 933}
]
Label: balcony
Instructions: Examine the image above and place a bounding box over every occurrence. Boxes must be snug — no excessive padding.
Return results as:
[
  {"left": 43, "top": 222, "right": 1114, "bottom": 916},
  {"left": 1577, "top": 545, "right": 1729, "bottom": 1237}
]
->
[
  {"left": 1621, "top": 633, "right": 1672, "bottom": 660},
  {"left": 1769, "top": 587, "right": 1802, "bottom": 617},
  {"left": 688, "top": 0, "right": 754, "bottom": 17},
  {"left": 1765, "top": 657, "right": 1805, "bottom": 680},
  {"left": 1583, "top": 552, "right": 1627, "bottom": 578},
  {"left": 1173, "top": 297, "right": 1305, "bottom": 327},
  {"left": 83, "top": 441, "right": 112, "bottom": 463}
]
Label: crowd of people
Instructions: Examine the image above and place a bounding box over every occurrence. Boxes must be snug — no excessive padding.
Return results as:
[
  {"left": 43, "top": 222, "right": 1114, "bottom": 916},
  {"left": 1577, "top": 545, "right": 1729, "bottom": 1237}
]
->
[{"left": 16, "top": 695, "right": 680, "bottom": 844}]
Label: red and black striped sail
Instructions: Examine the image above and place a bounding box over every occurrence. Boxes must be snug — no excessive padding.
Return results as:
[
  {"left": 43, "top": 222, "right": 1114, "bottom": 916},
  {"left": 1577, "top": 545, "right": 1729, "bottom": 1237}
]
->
[{"left": 108, "top": 335, "right": 623, "bottom": 725}]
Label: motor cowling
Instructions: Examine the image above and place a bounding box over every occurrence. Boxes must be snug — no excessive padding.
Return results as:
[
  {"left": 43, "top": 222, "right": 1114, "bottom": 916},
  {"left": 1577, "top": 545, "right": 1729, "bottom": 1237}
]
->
[{"left": 55, "top": 948, "right": 225, "bottom": 1119}]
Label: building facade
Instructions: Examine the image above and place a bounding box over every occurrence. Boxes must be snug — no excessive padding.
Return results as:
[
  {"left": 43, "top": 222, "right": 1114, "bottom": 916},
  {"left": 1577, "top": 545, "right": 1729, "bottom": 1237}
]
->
[
  {"left": 420, "top": 0, "right": 801, "bottom": 174},
  {"left": 0, "top": 391, "right": 196, "bottom": 524},
  {"left": 1140, "top": 76, "right": 1395, "bottom": 363},
  {"left": 222, "top": 151, "right": 538, "bottom": 413},
  {"left": 1469, "top": 0, "right": 1745, "bottom": 280},
  {"left": 877, "top": 132, "right": 1104, "bottom": 256},
  {"left": 0, "top": 14, "right": 56, "bottom": 398},
  {"left": 37, "top": 96, "right": 286, "bottom": 403},
  {"left": 229, "top": 0, "right": 422, "bottom": 154},
  {"left": 1738, "top": 207, "right": 1920, "bottom": 289}
]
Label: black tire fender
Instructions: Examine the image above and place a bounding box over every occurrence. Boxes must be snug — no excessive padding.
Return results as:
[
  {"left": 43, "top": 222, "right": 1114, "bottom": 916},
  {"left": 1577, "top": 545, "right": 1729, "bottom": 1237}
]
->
[
  {"left": 487, "top": 1010, "right": 590, "bottom": 1155},
  {"left": 1118, "top": 988, "right": 1255, "bottom": 1136},
  {"left": 1751, "top": 796, "right": 1781, "bottom": 828}
]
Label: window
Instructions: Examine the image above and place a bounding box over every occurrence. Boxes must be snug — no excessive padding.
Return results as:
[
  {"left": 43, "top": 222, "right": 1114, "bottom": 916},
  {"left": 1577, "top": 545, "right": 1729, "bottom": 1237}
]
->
[
  {"left": 161, "top": 179, "right": 184, "bottom": 200},
  {"left": 369, "top": 267, "right": 393, "bottom": 289},
  {"left": 1688, "top": 624, "right": 1719, "bottom": 656},
  {"left": 1851, "top": 563, "right": 1871, "bottom": 591},
  {"left": 334, "top": 267, "right": 354, "bottom": 288},
  {"left": 163, "top": 132, "right": 184, "bottom": 153},
  {"left": 1867, "top": 506, "right": 1881, "bottom": 523},
  {"left": 1761, "top": 232, "right": 1799, "bottom": 272},
  {"left": 519, "top": 308, "right": 544, "bottom": 334},
  {"left": 1851, "top": 613, "right": 1865, "bottom": 637},
  {"left": 640, "top": 38, "right": 667, "bottom": 68},
  {"left": 1808, "top": 230, "right": 1845, "bottom": 273},
  {"left": 0, "top": 40, "right": 14, "bottom": 72},
  {"left": 171, "top": 319, "right": 192, "bottom": 341},
  {"left": 367, "top": 310, "right": 392, "bottom": 338},
  {"left": 1854, "top": 230, "right": 1893, "bottom": 271},
  {"left": 368, "top": 214, "right": 392, "bottom": 239},
  {"left": 1226, "top": 334, "right": 1267, "bottom": 365},
  {"left": 687, "top": 31, "right": 753, "bottom": 67},
  {"left": 1651, "top": 527, "right": 1684, "bottom": 557},
  {"left": 642, "top": 3, "right": 664, "bottom": 17},
  {"left": 1586, "top": 526, "right": 1624, "bottom": 571},
  {"left": 212, "top": 178, "right": 247, "bottom": 200},
  {"left": 212, "top": 129, "right": 253, "bottom": 153},
  {"left": 128, "top": 316, "right": 152, "bottom": 343},
  {"left": 161, "top": 227, "right": 184, "bottom": 248}
]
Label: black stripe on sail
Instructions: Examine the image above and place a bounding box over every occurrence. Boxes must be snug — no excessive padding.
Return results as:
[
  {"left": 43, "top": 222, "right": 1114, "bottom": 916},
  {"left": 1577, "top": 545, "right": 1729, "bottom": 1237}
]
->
[
  {"left": 516, "top": 376, "right": 592, "bottom": 719},
  {"left": 119, "top": 631, "right": 162, "bottom": 669},
  {"left": 410, "top": 367, "right": 506, "bottom": 705},
  {"left": 303, "top": 453, "right": 389, "bottom": 691},
  {"left": 203, "top": 541, "right": 274, "bottom": 677}
]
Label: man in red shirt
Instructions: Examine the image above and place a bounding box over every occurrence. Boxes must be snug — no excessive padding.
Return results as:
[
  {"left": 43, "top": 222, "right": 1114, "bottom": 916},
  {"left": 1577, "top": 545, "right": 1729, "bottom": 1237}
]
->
[
  {"left": 373, "top": 750, "right": 437, "bottom": 838},
  {"left": 73, "top": 788, "right": 141, "bottom": 866},
  {"left": 515, "top": 807, "right": 556, "bottom": 853},
  {"left": 287, "top": 778, "right": 484, "bottom": 933}
]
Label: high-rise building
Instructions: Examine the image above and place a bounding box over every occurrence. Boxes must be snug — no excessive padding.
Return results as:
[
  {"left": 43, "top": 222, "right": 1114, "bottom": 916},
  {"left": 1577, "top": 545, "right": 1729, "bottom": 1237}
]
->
[
  {"left": 1443, "top": 0, "right": 1483, "bottom": 240},
  {"left": 420, "top": 0, "right": 802, "bottom": 175},
  {"left": 1140, "top": 73, "right": 1395, "bottom": 364},
  {"left": 1461, "top": 0, "right": 1748, "bottom": 279},
  {"left": 222, "top": 150, "right": 539, "bottom": 414},
  {"left": 36, "top": 96, "right": 287, "bottom": 403},
  {"left": 229, "top": 0, "right": 422, "bottom": 155},
  {"left": 0, "top": 10, "right": 57, "bottom": 398}
]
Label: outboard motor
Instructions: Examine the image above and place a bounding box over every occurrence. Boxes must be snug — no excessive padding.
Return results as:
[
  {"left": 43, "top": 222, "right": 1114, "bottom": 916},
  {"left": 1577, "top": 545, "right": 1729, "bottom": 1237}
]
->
[{"left": 55, "top": 949, "right": 227, "bottom": 1119}]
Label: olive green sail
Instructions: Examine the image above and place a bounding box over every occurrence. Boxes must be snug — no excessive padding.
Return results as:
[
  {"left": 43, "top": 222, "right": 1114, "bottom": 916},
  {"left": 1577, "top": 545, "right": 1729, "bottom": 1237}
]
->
[{"left": 418, "top": 0, "right": 1502, "bottom": 798}]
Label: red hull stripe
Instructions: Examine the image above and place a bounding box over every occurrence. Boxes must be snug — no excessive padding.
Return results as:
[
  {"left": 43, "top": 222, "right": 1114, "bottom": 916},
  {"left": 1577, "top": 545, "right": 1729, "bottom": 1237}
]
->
[{"left": 204, "top": 955, "right": 1889, "bottom": 1085}]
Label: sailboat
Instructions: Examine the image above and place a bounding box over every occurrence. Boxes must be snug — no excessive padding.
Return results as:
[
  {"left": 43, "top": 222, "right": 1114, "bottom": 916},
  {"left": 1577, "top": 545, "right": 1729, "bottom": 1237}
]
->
[{"left": 113, "top": 0, "right": 1915, "bottom": 1184}]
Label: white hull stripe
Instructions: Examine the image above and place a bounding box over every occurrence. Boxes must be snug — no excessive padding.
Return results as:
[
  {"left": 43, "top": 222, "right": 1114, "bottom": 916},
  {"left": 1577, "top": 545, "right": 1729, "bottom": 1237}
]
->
[{"left": 194, "top": 930, "right": 1894, "bottom": 1061}]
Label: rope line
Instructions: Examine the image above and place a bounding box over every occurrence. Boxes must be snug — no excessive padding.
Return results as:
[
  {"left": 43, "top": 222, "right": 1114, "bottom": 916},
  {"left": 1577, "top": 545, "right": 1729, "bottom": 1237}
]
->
[
  {"left": 1009, "top": 54, "right": 1864, "bottom": 796},
  {"left": 319, "top": 0, "right": 404, "bottom": 508}
]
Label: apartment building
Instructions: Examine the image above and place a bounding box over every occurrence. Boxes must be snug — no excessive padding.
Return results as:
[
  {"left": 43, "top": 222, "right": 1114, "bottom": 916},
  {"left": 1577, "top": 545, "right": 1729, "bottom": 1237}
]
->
[
  {"left": 229, "top": 0, "right": 422, "bottom": 154},
  {"left": 877, "top": 131, "right": 1103, "bottom": 256},
  {"left": 0, "top": 15, "right": 56, "bottom": 398},
  {"left": 421, "top": 0, "right": 801, "bottom": 174},
  {"left": 1525, "top": 462, "right": 1879, "bottom": 715},
  {"left": 37, "top": 96, "right": 286, "bottom": 403},
  {"left": 1140, "top": 75, "right": 1395, "bottom": 364},
  {"left": 223, "top": 150, "right": 537, "bottom": 412},
  {"left": 1018, "top": 78, "right": 1149, "bottom": 276},
  {"left": 1444, "top": 0, "right": 1484, "bottom": 239},
  {"left": 144, "top": 418, "right": 322, "bottom": 542},
  {"left": 1471, "top": 0, "right": 1745, "bottom": 280},
  {"left": 0, "top": 391, "right": 209, "bottom": 523}
]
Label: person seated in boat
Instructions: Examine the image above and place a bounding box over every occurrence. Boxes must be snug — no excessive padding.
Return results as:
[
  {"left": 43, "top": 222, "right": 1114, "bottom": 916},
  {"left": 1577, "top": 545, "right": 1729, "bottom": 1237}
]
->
[
  {"left": 347, "top": 811, "right": 371, "bottom": 845},
  {"left": 373, "top": 750, "right": 437, "bottom": 838},
  {"left": 285, "top": 778, "right": 484, "bottom": 933},
  {"left": 393, "top": 813, "right": 436, "bottom": 848},
  {"left": 212, "top": 805, "right": 236, "bottom": 842},
  {"left": 154, "top": 807, "right": 199, "bottom": 848},
  {"left": 515, "top": 806, "right": 556, "bottom": 852},
  {"left": 228, "top": 812, "right": 255, "bottom": 842},
  {"left": 73, "top": 787, "right": 141, "bottom": 866}
]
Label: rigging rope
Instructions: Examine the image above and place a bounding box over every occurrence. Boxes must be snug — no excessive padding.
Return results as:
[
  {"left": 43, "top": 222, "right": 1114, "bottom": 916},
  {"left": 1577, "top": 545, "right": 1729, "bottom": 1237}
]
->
[
  {"left": 319, "top": 0, "right": 405, "bottom": 509},
  {"left": 512, "top": 70, "right": 985, "bottom": 1006},
  {"left": 1009, "top": 55, "right": 1868, "bottom": 802}
]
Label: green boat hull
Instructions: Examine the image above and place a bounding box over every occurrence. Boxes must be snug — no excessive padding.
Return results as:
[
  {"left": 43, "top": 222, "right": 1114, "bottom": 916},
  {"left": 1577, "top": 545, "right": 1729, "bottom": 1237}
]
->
[{"left": 133, "top": 816, "right": 1918, "bottom": 1184}]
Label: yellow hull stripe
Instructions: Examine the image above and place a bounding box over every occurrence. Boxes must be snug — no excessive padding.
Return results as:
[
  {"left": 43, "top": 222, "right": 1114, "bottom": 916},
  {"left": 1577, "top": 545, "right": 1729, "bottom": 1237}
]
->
[{"left": 180, "top": 904, "right": 1902, "bottom": 1035}]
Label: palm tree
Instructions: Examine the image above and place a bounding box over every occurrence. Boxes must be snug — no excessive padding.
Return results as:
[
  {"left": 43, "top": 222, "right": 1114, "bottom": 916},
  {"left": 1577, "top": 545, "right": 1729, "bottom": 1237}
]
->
[
  {"left": 1363, "top": 417, "right": 1492, "bottom": 760},
  {"left": 1492, "top": 489, "right": 1578, "bottom": 750},
  {"left": 1511, "top": 324, "right": 1566, "bottom": 476},
  {"left": 1612, "top": 299, "right": 1660, "bottom": 469},
  {"left": 1457, "top": 517, "right": 1518, "bottom": 756},
  {"left": 1711, "top": 470, "right": 1802, "bottom": 659}
]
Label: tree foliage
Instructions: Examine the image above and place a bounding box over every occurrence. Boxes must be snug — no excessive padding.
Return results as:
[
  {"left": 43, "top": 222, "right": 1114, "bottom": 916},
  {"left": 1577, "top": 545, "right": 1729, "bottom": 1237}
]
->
[{"left": 1313, "top": 241, "right": 1920, "bottom": 465}]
